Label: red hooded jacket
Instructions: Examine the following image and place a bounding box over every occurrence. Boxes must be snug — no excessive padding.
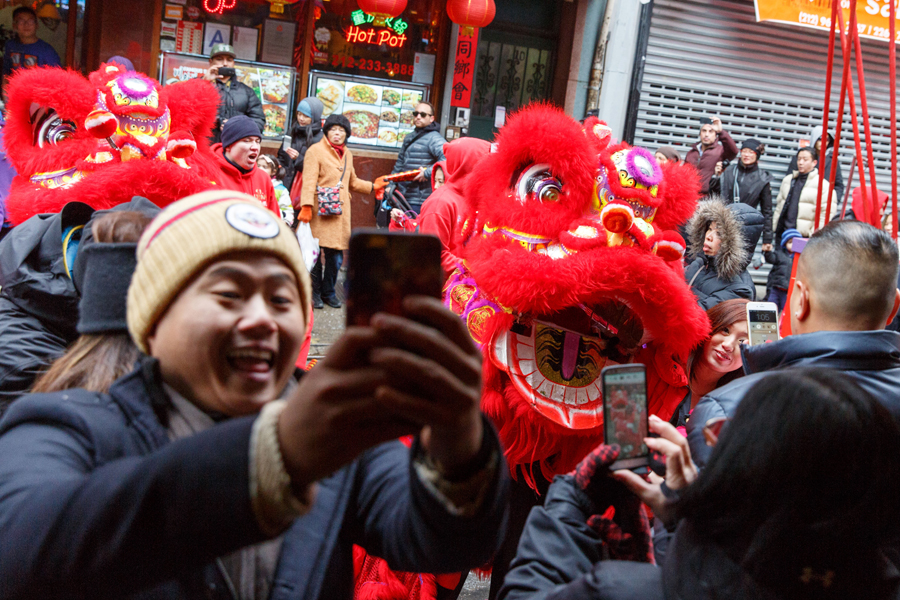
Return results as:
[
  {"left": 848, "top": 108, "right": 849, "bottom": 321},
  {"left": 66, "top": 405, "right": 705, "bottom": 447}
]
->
[
  {"left": 417, "top": 138, "right": 491, "bottom": 277},
  {"left": 210, "top": 143, "right": 280, "bottom": 215}
]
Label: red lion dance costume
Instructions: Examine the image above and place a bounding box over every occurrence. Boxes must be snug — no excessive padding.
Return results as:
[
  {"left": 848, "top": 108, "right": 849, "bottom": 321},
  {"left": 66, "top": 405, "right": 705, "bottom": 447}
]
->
[
  {"left": 3, "top": 62, "right": 219, "bottom": 224},
  {"left": 354, "top": 106, "right": 709, "bottom": 599}
]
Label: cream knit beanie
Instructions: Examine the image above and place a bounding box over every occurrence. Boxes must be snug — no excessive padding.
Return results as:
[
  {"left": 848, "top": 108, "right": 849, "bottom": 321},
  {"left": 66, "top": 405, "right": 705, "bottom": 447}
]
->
[{"left": 127, "top": 190, "right": 311, "bottom": 353}]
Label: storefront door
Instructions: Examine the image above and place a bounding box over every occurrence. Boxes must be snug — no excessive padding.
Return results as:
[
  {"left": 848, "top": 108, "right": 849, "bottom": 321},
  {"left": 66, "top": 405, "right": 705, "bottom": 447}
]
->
[{"left": 469, "top": 29, "right": 556, "bottom": 139}]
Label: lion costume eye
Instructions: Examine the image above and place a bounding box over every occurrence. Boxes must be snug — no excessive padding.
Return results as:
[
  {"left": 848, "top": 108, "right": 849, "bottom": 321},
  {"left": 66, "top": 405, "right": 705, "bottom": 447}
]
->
[
  {"left": 32, "top": 107, "right": 77, "bottom": 148},
  {"left": 516, "top": 163, "right": 563, "bottom": 204}
]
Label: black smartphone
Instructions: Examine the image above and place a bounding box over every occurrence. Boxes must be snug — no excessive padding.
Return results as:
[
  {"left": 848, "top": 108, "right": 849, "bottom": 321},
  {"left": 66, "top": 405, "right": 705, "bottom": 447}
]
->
[
  {"left": 601, "top": 364, "right": 650, "bottom": 472},
  {"left": 345, "top": 229, "right": 443, "bottom": 327},
  {"left": 217, "top": 66, "right": 236, "bottom": 77}
]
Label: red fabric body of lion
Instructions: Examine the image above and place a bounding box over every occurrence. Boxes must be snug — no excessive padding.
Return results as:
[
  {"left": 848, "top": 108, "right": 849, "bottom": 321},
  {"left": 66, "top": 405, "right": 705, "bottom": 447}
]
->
[{"left": 2, "top": 64, "right": 220, "bottom": 224}]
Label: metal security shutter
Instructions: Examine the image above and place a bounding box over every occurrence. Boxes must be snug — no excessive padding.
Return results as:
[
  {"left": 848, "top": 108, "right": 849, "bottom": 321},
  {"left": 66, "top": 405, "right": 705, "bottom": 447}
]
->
[{"left": 632, "top": 0, "right": 898, "bottom": 286}]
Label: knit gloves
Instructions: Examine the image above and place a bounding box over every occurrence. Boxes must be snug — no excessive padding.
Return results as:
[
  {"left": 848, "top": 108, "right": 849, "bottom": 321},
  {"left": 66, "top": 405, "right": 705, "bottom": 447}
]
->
[{"left": 571, "top": 444, "right": 655, "bottom": 564}]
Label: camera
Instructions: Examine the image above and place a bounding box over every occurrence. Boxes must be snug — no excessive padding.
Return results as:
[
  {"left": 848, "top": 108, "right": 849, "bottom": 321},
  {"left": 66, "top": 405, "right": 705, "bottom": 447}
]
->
[{"left": 217, "top": 67, "right": 236, "bottom": 77}]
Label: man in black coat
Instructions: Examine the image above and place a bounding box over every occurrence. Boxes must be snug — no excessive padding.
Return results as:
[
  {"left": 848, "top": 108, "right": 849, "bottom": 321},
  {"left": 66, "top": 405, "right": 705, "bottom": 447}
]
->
[
  {"left": 709, "top": 138, "right": 774, "bottom": 252},
  {"left": 204, "top": 44, "right": 266, "bottom": 144},
  {"left": 688, "top": 220, "right": 900, "bottom": 468},
  {"left": 390, "top": 102, "right": 446, "bottom": 212}
]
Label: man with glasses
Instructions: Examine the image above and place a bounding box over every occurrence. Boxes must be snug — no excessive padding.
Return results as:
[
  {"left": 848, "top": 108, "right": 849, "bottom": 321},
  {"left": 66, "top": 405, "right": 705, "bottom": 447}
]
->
[
  {"left": 2, "top": 6, "right": 60, "bottom": 94},
  {"left": 391, "top": 102, "right": 446, "bottom": 212}
]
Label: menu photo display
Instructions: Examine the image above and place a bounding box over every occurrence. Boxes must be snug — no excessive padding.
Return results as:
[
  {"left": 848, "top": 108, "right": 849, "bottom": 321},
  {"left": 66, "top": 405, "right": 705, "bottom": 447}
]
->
[{"left": 315, "top": 76, "right": 422, "bottom": 148}]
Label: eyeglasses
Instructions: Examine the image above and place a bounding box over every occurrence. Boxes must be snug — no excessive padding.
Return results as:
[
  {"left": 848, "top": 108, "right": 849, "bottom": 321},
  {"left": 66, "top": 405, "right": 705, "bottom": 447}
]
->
[{"left": 411, "top": 111, "right": 432, "bottom": 117}]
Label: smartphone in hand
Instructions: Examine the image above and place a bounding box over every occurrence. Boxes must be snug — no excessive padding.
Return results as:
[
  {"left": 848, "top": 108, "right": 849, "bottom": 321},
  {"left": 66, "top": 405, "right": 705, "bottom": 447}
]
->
[
  {"left": 746, "top": 301, "right": 779, "bottom": 345},
  {"left": 345, "top": 229, "right": 443, "bottom": 327},
  {"left": 601, "top": 364, "right": 649, "bottom": 472}
]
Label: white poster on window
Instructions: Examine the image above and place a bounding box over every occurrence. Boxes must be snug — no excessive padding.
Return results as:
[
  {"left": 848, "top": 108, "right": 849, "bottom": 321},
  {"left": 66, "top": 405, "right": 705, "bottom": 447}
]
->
[
  {"left": 233, "top": 26, "right": 259, "bottom": 61},
  {"left": 261, "top": 19, "right": 296, "bottom": 66},
  {"left": 413, "top": 52, "right": 435, "bottom": 84},
  {"left": 203, "top": 23, "right": 231, "bottom": 57}
]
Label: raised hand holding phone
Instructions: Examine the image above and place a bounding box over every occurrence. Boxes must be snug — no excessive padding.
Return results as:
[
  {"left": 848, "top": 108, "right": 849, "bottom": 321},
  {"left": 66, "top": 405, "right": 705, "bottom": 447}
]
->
[
  {"left": 601, "top": 364, "right": 649, "bottom": 472},
  {"left": 746, "top": 301, "right": 779, "bottom": 345}
]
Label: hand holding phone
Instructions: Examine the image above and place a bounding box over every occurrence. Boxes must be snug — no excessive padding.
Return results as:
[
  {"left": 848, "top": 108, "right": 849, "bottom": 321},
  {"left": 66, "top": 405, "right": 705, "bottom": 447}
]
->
[
  {"left": 746, "top": 302, "right": 779, "bottom": 345},
  {"left": 601, "top": 364, "right": 649, "bottom": 472},
  {"left": 346, "top": 229, "right": 443, "bottom": 327}
]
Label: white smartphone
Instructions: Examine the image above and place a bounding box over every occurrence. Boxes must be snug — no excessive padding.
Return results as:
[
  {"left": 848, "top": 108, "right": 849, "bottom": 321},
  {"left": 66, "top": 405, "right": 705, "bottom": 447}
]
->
[
  {"left": 281, "top": 135, "right": 291, "bottom": 151},
  {"left": 746, "top": 302, "right": 779, "bottom": 345}
]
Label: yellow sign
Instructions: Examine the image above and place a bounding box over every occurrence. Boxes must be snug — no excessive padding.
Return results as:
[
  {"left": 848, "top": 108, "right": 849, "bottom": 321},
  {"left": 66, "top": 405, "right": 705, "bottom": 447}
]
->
[{"left": 754, "top": 0, "right": 900, "bottom": 43}]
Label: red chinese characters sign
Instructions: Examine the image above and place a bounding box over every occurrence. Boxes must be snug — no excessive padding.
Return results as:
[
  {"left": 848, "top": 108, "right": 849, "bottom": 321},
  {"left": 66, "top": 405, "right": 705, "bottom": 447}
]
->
[
  {"left": 450, "top": 29, "right": 479, "bottom": 108},
  {"left": 755, "top": 0, "right": 900, "bottom": 43}
]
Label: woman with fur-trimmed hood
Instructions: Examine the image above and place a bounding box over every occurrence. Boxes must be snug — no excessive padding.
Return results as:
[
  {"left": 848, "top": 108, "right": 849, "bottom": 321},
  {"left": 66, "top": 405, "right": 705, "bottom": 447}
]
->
[{"left": 684, "top": 199, "right": 764, "bottom": 309}]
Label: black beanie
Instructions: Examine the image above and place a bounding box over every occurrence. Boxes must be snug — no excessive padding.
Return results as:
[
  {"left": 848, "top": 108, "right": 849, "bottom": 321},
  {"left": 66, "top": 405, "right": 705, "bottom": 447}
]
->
[
  {"left": 741, "top": 138, "right": 765, "bottom": 156},
  {"left": 77, "top": 243, "right": 138, "bottom": 334},
  {"left": 323, "top": 114, "right": 352, "bottom": 140},
  {"left": 221, "top": 115, "right": 262, "bottom": 149}
]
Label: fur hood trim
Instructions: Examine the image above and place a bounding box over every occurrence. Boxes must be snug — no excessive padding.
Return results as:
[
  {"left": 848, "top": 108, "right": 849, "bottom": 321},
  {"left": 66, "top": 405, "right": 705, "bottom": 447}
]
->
[{"left": 687, "top": 199, "right": 747, "bottom": 280}]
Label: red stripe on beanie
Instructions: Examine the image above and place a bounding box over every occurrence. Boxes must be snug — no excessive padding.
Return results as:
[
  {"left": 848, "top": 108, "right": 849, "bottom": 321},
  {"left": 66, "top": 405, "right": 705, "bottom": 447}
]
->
[{"left": 145, "top": 197, "right": 233, "bottom": 249}]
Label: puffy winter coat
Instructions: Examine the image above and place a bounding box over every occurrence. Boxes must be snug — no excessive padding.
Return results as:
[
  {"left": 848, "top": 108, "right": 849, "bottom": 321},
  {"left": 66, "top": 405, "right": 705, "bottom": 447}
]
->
[
  {"left": 773, "top": 168, "right": 837, "bottom": 237},
  {"left": 278, "top": 98, "right": 324, "bottom": 191},
  {"left": 0, "top": 357, "right": 511, "bottom": 600},
  {"left": 786, "top": 125, "right": 845, "bottom": 205},
  {"left": 709, "top": 162, "right": 774, "bottom": 244},
  {"left": 391, "top": 123, "right": 446, "bottom": 209},
  {"left": 210, "top": 78, "right": 266, "bottom": 144},
  {"left": 684, "top": 200, "right": 763, "bottom": 309},
  {"left": 0, "top": 198, "right": 159, "bottom": 413},
  {"left": 499, "top": 473, "right": 900, "bottom": 600}
]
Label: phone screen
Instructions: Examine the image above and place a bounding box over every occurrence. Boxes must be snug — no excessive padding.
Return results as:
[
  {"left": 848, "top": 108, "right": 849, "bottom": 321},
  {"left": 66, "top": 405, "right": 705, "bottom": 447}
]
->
[
  {"left": 602, "top": 366, "right": 649, "bottom": 461},
  {"left": 748, "top": 309, "right": 778, "bottom": 345},
  {"left": 346, "top": 230, "right": 443, "bottom": 327}
]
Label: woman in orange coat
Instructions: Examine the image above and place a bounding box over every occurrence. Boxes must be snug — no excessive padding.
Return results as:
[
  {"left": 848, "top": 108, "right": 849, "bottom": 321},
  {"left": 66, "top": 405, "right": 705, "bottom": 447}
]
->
[{"left": 298, "top": 114, "right": 385, "bottom": 309}]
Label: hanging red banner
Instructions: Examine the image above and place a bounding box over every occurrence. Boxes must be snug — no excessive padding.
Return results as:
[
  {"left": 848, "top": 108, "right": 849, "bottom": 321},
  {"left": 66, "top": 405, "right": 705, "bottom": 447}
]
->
[{"left": 450, "top": 28, "right": 478, "bottom": 108}]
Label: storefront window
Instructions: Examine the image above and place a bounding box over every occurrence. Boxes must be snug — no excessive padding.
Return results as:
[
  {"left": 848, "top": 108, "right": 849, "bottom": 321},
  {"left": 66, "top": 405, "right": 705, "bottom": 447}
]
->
[
  {"left": 307, "top": 0, "right": 444, "bottom": 149},
  {"left": 311, "top": 0, "right": 442, "bottom": 84}
]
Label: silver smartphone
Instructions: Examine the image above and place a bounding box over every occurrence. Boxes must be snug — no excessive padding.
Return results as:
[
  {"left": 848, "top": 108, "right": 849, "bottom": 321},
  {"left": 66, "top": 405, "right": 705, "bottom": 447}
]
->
[
  {"left": 601, "top": 364, "right": 649, "bottom": 472},
  {"left": 746, "top": 301, "right": 779, "bottom": 345},
  {"left": 281, "top": 135, "right": 291, "bottom": 151}
]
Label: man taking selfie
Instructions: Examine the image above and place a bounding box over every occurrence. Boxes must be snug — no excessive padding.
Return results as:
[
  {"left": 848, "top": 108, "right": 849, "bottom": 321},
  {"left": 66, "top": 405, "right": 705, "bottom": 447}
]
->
[
  {"left": 685, "top": 116, "right": 738, "bottom": 196},
  {"left": 0, "top": 190, "right": 509, "bottom": 600}
]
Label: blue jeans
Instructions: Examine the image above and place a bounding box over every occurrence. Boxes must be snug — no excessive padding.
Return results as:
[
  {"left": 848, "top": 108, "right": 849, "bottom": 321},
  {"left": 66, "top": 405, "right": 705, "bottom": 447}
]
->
[
  {"left": 311, "top": 247, "right": 343, "bottom": 301},
  {"left": 767, "top": 288, "right": 788, "bottom": 312}
]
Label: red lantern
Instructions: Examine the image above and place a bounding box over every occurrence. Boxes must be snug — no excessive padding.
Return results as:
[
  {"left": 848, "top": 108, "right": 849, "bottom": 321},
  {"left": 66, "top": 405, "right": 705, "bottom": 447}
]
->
[
  {"left": 446, "top": 0, "right": 495, "bottom": 37},
  {"left": 357, "top": 0, "right": 408, "bottom": 27}
]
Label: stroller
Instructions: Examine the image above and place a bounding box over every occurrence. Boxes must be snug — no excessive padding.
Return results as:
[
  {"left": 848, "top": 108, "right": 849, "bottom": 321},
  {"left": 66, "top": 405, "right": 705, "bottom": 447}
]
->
[{"left": 375, "top": 179, "right": 418, "bottom": 232}]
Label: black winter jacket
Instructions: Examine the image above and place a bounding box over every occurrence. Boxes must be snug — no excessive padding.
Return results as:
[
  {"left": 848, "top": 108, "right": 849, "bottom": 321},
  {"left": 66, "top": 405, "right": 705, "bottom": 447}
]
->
[
  {"left": 0, "top": 357, "right": 510, "bottom": 600},
  {"left": 709, "top": 162, "right": 774, "bottom": 245},
  {"left": 499, "top": 474, "right": 900, "bottom": 600},
  {"left": 688, "top": 330, "right": 900, "bottom": 469},
  {"left": 278, "top": 98, "right": 324, "bottom": 191},
  {"left": 684, "top": 201, "right": 763, "bottom": 309},
  {"left": 211, "top": 78, "right": 266, "bottom": 143},
  {"left": 391, "top": 122, "right": 446, "bottom": 210},
  {"left": 0, "top": 211, "right": 80, "bottom": 410},
  {"left": 0, "top": 199, "right": 159, "bottom": 413}
]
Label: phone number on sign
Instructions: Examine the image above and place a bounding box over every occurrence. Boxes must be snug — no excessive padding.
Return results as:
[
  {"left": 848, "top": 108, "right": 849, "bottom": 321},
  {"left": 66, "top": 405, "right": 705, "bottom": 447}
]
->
[
  {"left": 798, "top": 11, "right": 900, "bottom": 40},
  {"left": 331, "top": 55, "right": 413, "bottom": 75}
]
